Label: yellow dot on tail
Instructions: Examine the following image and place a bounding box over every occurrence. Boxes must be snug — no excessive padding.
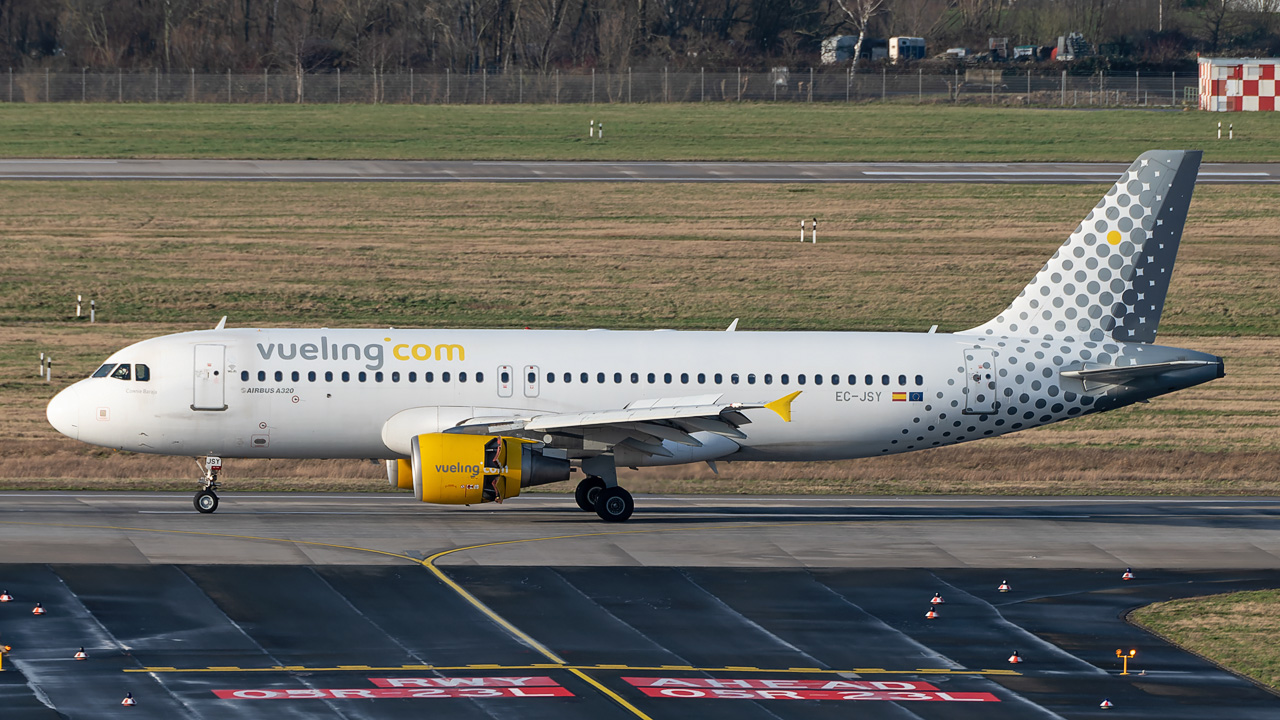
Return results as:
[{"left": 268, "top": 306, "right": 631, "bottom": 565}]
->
[{"left": 1106, "top": 230, "right": 1122, "bottom": 245}]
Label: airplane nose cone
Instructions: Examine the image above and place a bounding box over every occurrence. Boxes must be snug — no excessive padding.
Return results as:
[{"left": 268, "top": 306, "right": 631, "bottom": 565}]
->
[{"left": 46, "top": 385, "right": 80, "bottom": 440}]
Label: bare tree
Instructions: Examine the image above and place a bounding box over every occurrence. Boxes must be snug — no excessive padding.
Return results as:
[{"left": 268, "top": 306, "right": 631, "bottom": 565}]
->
[{"left": 830, "top": 0, "right": 885, "bottom": 67}]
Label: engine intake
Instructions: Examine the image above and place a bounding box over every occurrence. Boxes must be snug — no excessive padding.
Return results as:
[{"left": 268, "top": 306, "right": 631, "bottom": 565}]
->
[{"left": 409, "top": 433, "right": 569, "bottom": 505}]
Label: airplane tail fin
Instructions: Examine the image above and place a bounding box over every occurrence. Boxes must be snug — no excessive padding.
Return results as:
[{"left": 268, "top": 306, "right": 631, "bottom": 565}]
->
[{"left": 966, "top": 150, "right": 1201, "bottom": 344}]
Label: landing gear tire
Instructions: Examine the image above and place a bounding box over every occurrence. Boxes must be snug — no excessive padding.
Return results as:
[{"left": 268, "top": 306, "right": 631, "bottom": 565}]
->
[
  {"left": 194, "top": 490, "right": 219, "bottom": 514},
  {"left": 594, "top": 486, "right": 634, "bottom": 523},
  {"left": 575, "top": 476, "right": 607, "bottom": 512}
]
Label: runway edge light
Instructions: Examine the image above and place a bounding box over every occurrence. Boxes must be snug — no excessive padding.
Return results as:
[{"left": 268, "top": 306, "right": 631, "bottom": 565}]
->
[
  {"left": 122, "top": 692, "right": 136, "bottom": 707},
  {"left": 32, "top": 603, "right": 45, "bottom": 616},
  {"left": 925, "top": 607, "right": 939, "bottom": 620},
  {"left": 74, "top": 648, "right": 87, "bottom": 660},
  {"left": 1008, "top": 651, "right": 1022, "bottom": 664},
  {"left": 1100, "top": 698, "right": 1114, "bottom": 709},
  {"left": 0, "top": 589, "right": 11, "bottom": 602},
  {"left": 998, "top": 580, "right": 1011, "bottom": 592},
  {"left": 931, "top": 593, "right": 945, "bottom": 605},
  {"left": 1122, "top": 568, "right": 1135, "bottom": 580}
]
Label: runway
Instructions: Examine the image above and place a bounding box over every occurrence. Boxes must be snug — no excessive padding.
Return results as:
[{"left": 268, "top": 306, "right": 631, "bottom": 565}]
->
[
  {"left": 0, "top": 158, "right": 1277, "bottom": 183},
  {"left": 2, "top": 493, "right": 1279, "bottom": 718}
]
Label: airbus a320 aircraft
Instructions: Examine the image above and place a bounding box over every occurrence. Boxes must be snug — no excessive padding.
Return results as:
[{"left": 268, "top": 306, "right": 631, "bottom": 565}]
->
[{"left": 46, "top": 150, "right": 1223, "bottom": 522}]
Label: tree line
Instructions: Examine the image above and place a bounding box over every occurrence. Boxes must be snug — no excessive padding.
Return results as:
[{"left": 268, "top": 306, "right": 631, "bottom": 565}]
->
[{"left": 1, "top": 0, "right": 1277, "bottom": 73}]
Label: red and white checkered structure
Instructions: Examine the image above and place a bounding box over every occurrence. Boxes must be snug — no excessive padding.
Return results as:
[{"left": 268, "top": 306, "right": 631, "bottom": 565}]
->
[{"left": 1199, "top": 57, "right": 1280, "bottom": 111}]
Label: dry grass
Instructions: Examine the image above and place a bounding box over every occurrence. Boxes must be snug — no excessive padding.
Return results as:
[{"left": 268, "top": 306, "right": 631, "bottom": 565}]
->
[
  {"left": 5, "top": 181, "right": 1279, "bottom": 493},
  {"left": 1131, "top": 590, "right": 1280, "bottom": 691}
]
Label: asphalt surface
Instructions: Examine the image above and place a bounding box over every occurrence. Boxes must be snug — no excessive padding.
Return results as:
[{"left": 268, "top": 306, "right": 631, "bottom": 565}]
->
[
  {"left": 0, "top": 158, "right": 1277, "bottom": 183},
  {"left": 2, "top": 493, "right": 1279, "bottom": 719}
]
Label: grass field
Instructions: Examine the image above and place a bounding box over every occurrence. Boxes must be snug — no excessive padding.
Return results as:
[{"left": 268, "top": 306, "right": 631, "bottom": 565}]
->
[
  {"left": 1, "top": 104, "right": 1279, "bottom": 161},
  {"left": 1131, "top": 591, "right": 1280, "bottom": 691},
  {"left": 5, "top": 180, "right": 1278, "bottom": 492}
]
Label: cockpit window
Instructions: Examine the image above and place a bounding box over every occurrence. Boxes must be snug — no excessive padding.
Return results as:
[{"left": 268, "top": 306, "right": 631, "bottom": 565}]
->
[
  {"left": 110, "top": 364, "right": 131, "bottom": 381},
  {"left": 92, "top": 364, "right": 116, "bottom": 378},
  {"left": 135, "top": 364, "right": 150, "bottom": 382}
]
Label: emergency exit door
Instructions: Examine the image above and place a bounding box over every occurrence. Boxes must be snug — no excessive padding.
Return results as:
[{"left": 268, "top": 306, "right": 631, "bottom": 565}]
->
[
  {"left": 963, "top": 348, "right": 997, "bottom": 415},
  {"left": 193, "top": 344, "right": 227, "bottom": 411}
]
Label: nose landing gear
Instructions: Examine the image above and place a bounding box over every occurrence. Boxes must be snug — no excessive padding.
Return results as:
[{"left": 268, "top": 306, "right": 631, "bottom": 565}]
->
[{"left": 193, "top": 456, "right": 222, "bottom": 514}]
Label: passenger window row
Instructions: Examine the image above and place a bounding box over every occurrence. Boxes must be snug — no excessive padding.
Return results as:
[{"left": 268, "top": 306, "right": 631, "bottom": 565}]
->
[
  {"left": 240, "top": 369, "right": 483, "bottom": 384},
  {"left": 537, "top": 371, "right": 925, "bottom": 387}
]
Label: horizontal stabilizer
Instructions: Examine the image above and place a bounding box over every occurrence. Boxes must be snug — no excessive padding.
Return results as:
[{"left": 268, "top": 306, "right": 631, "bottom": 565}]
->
[{"left": 1061, "top": 360, "right": 1219, "bottom": 386}]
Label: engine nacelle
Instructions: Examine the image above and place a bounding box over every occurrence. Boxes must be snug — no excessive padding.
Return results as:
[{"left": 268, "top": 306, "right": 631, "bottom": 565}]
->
[
  {"left": 385, "top": 459, "right": 413, "bottom": 490},
  {"left": 409, "top": 433, "right": 570, "bottom": 505}
]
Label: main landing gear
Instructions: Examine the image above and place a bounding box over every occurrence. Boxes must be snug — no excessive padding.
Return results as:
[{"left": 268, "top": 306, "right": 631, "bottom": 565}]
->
[
  {"left": 194, "top": 456, "right": 222, "bottom": 514},
  {"left": 574, "top": 471, "right": 634, "bottom": 523}
]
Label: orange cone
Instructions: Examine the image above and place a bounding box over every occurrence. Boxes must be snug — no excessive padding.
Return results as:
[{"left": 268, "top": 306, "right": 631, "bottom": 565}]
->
[
  {"left": 1099, "top": 698, "right": 1113, "bottom": 709},
  {"left": 925, "top": 607, "right": 939, "bottom": 619},
  {"left": 930, "top": 593, "right": 945, "bottom": 605},
  {"left": 32, "top": 603, "right": 45, "bottom": 616},
  {"left": 1008, "top": 651, "right": 1022, "bottom": 664},
  {"left": 0, "top": 590, "right": 12, "bottom": 602},
  {"left": 121, "top": 692, "right": 136, "bottom": 707},
  {"left": 74, "top": 648, "right": 87, "bottom": 660},
  {"left": 998, "top": 581, "right": 1011, "bottom": 592},
  {"left": 1122, "top": 568, "right": 1134, "bottom": 581}
]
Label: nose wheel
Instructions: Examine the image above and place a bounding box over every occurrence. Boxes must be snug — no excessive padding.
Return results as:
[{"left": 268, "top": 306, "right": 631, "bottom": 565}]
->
[
  {"left": 194, "top": 456, "right": 222, "bottom": 514},
  {"left": 194, "top": 489, "right": 219, "bottom": 514}
]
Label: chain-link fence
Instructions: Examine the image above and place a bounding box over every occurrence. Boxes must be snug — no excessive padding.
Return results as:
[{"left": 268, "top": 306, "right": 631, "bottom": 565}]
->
[{"left": 0, "top": 68, "right": 1201, "bottom": 106}]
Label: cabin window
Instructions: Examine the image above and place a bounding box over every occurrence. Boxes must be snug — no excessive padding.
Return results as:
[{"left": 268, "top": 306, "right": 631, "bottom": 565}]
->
[
  {"left": 442, "top": 372, "right": 451, "bottom": 382},
  {"left": 781, "top": 374, "right": 790, "bottom": 385},
  {"left": 614, "top": 372, "right": 622, "bottom": 384},
  {"left": 308, "top": 371, "right": 317, "bottom": 382},
  {"left": 325, "top": 371, "right": 334, "bottom": 382},
  {"left": 358, "top": 372, "right": 367, "bottom": 382},
  {"left": 564, "top": 372, "right": 572, "bottom": 383},
  {"left": 341, "top": 371, "right": 350, "bottom": 382},
  {"left": 527, "top": 371, "right": 536, "bottom": 383},
  {"left": 257, "top": 371, "right": 266, "bottom": 382},
  {"left": 501, "top": 370, "right": 510, "bottom": 383},
  {"left": 714, "top": 373, "right": 723, "bottom": 384},
  {"left": 747, "top": 373, "right": 756, "bottom": 384},
  {"left": 425, "top": 372, "right": 434, "bottom": 382},
  {"left": 664, "top": 372, "right": 673, "bottom": 384},
  {"left": 831, "top": 374, "right": 839, "bottom": 385},
  {"left": 581, "top": 372, "right": 590, "bottom": 383},
  {"left": 680, "top": 373, "right": 689, "bottom": 384},
  {"left": 475, "top": 371, "right": 484, "bottom": 382},
  {"left": 408, "top": 372, "right": 417, "bottom": 382},
  {"left": 915, "top": 374, "right": 924, "bottom": 386},
  {"left": 698, "top": 373, "right": 706, "bottom": 384},
  {"left": 764, "top": 373, "right": 773, "bottom": 385},
  {"left": 881, "top": 374, "right": 890, "bottom": 385},
  {"left": 731, "top": 373, "right": 740, "bottom": 385},
  {"left": 92, "top": 364, "right": 115, "bottom": 378},
  {"left": 291, "top": 371, "right": 300, "bottom": 382},
  {"left": 391, "top": 372, "right": 400, "bottom": 382},
  {"left": 647, "top": 373, "right": 656, "bottom": 384},
  {"left": 459, "top": 372, "right": 467, "bottom": 382},
  {"left": 375, "top": 372, "right": 384, "bottom": 382},
  {"left": 848, "top": 375, "right": 857, "bottom": 385},
  {"left": 598, "top": 372, "right": 606, "bottom": 383},
  {"left": 814, "top": 374, "right": 823, "bottom": 385},
  {"left": 898, "top": 374, "right": 907, "bottom": 386},
  {"left": 241, "top": 371, "right": 250, "bottom": 381},
  {"left": 630, "top": 372, "right": 640, "bottom": 384},
  {"left": 547, "top": 372, "right": 555, "bottom": 383}
]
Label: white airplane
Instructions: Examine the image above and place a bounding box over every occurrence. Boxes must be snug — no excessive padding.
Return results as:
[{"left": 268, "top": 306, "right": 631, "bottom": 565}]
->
[{"left": 46, "top": 150, "right": 1223, "bottom": 522}]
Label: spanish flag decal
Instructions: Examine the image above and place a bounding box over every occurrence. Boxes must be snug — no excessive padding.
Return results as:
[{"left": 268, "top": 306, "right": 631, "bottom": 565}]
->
[{"left": 892, "top": 392, "right": 908, "bottom": 402}]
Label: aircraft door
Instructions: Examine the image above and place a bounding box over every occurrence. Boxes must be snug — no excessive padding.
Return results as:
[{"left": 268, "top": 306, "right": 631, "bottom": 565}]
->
[
  {"left": 523, "top": 365, "right": 540, "bottom": 398},
  {"left": 193, "top": 344, "right": 228, "bottom": 411},
  {"left": 497, "top": 365, "right": 514, "bottom": 398},
  {"left": 963, "top": 348, "right": 996, "bottom": 415}
]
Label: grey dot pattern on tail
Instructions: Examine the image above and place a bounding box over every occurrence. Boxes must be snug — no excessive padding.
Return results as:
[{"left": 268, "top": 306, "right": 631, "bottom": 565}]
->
[{"left": 968, "top": 151, "right": 1201, "bottom": 345}]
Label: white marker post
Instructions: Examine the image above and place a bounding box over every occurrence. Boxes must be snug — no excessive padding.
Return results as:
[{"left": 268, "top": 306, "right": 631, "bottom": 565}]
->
[
  {"left": 811, "top": 218, "right": 818, "bottom": 244},
  {"left": 598, "top": 123, "right": 603, "bottom": 140},
  {"left": 90, "top": 299, "right": 96, "bottom": 323},
  {"left": 1218, "top": 121, "right": 1222, "bottom": 140},
  {"left": 800, "top": 219, "right": 806, "bottom": 242},
  {"left": 590, "top": 120, "right": 595, "bottom": 138},
  {"left": 76, "top": 294, "right": 82, "bottom": 318},
  {"left": 39, "top": 352, "right": 45, "bottom": 379},
  {"left": 45, "top": 356, "right": 51, "bottom": 382},
  {"left": 1229, "top": 123, "right": 1234, "bottom": 140}
]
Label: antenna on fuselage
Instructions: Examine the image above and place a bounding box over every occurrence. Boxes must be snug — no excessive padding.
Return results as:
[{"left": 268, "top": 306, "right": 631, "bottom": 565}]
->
[
  {"left": 726, "top": 318, "right": 739, "bottom": 332},
  {"left": 214, "top": 316, "right": 227, "bottom": 330}
]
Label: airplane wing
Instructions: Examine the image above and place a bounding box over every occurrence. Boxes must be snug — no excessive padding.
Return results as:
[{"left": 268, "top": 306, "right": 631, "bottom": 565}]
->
[
  {"left": 449, "top": 392, "right": 800, "bottom": 459},
  {"left": 1060, "top": 360, "right": 1219, "bottom": 387}
]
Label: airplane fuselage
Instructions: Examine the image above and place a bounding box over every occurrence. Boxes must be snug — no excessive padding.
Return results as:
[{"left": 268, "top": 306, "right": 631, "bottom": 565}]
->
[{"left": 49, "top": 327, "right": 1222, "bottom": 464}]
